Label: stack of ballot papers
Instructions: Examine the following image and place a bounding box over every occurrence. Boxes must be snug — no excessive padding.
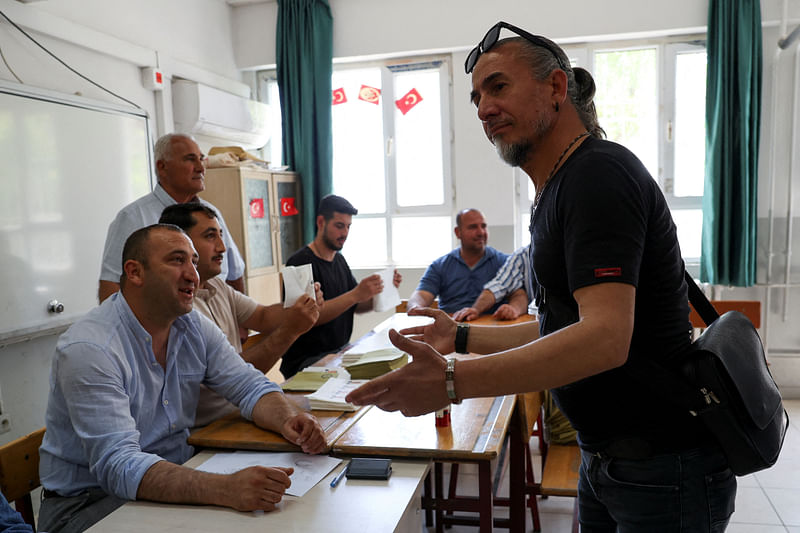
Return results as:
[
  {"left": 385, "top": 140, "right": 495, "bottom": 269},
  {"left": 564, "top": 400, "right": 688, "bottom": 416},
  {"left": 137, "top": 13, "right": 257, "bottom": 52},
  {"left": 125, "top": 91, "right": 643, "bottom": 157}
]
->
[
  {"left": 281, "top": 367, "right": 343, "bottom": 392},
  {"left": 306, "top": 377, "right": 366, "bottom": 411},
  {"left": 342, "top": 348, "right": 408, "bottom": 379}
]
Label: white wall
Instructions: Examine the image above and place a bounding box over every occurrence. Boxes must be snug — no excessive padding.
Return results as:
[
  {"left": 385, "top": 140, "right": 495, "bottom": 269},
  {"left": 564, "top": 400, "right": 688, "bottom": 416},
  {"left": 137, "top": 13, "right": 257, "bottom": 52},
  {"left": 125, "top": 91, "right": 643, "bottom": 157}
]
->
[{"left": 0, "top": 0, "right": 248, "bottom": 445}]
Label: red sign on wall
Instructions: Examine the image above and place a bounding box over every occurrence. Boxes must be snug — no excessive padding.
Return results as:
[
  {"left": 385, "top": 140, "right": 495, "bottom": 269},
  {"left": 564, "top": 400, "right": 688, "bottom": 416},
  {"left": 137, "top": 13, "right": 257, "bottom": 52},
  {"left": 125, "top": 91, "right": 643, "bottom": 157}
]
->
[
  {"left": 249, "top": 198, "right": 264, "bottom": 218},
  {"left": 332, "top": 87, "right": 347, "bottom": 105},
  {"left": 358, "top": 85, "right": 381, "bottom": 105},
  {"left": 395, "top": 88, "right": 423, "bottom": 115},
  {"left": 280, "top": 197, "right": 299, "bottom": 216}
]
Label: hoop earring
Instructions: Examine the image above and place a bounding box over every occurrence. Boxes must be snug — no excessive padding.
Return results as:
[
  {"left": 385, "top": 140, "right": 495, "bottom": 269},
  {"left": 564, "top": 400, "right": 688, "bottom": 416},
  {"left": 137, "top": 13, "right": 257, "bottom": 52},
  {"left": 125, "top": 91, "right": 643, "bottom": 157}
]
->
[{"left": 554, "top": 102, "right": 559, "bottom": 112}]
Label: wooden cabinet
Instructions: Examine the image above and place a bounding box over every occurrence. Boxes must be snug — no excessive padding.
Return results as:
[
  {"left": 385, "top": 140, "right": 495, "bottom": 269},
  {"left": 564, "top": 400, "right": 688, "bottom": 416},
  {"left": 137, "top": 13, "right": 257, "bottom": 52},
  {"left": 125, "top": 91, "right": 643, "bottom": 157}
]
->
[{"left": 200, "top": 167, "right": 303, "bottom": 305}]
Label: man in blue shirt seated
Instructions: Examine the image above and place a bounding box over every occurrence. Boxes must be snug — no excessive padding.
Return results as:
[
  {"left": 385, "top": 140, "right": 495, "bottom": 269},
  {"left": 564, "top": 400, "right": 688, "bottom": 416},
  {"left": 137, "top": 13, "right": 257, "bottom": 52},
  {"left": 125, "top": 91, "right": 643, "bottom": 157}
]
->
[
  {"left": 452, "top": 243, "right": 534, "bottom": 321},
  {"left": 407, "top": 208, "right": 509, "bottom": 314},
  {"left": 38, "top": 224, "right": 327, "bottom": 533}
]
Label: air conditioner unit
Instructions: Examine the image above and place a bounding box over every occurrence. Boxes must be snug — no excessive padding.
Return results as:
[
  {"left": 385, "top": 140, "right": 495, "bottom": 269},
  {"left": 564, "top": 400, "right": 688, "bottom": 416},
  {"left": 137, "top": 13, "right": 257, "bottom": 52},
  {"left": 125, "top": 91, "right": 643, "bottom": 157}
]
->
[{"left": 172, "top": 80, "right": 271, "bottom": 149}]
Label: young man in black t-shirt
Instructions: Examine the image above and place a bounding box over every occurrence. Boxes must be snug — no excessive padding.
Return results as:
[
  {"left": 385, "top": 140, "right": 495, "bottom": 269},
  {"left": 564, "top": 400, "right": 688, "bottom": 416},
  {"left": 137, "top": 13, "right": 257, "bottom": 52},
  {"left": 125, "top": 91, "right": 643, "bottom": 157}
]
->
[{"left": 281, "top": 195, "right": 402, "bottom": 378}]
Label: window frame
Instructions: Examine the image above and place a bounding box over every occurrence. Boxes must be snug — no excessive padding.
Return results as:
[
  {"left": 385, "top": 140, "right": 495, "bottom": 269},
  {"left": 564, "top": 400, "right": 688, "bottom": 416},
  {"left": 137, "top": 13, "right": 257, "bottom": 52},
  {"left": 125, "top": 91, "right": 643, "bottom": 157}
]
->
[
  {"left": 515, "top": 35, "right": 707, "bottom": 268},
  {"left": 257, "top": 56, "right": 454, "bottom": 269}
]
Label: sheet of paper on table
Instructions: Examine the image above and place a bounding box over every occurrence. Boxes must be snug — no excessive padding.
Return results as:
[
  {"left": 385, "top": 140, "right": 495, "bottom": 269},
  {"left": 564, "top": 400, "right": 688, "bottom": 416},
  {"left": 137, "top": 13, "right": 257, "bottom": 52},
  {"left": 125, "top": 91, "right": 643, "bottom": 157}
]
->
[
  {"left": 305, "top": 377, "right": 367, "bottom": 411},
  {"left": 196, "top": 451, "right": 342, "bottom": 497}
]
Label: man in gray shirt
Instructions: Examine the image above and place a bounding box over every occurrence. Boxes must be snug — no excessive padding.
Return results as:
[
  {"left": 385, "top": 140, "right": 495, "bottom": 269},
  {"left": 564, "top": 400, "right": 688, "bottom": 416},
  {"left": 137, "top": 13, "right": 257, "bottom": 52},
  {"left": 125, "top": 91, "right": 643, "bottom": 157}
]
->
[{"left": 98, "top": 133, "right": 245, "bottom": 302}]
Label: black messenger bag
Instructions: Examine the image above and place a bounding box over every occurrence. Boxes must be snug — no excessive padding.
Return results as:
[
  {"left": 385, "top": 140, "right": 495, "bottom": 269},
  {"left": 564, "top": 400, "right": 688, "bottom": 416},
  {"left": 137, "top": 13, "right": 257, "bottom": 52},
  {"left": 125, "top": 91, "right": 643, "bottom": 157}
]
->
[
  {"left": 672, "top": 272, "right": 789, "bottom": 476},
  {"left": 629, "top": 271, "right": 789, "bottom": 475}
]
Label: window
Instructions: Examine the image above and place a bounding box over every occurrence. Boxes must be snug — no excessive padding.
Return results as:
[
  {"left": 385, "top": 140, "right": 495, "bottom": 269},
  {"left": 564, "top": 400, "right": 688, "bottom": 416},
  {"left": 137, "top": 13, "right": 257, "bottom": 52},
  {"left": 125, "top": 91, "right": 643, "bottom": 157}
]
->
[
  {"left": 515, "top": 38, "right": 707, "bottom": 265},
  {"left": 258, "top": 59, "right": 453, "bottom": 268}
]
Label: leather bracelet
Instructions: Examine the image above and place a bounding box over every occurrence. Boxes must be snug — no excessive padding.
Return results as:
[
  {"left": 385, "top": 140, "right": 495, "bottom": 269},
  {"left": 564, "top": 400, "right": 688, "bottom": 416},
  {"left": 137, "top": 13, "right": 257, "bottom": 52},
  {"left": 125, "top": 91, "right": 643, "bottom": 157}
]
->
[
  {"left": 455, "top": 323, "right": 470, "bottom": 354},
  {"left": 445, "top": 357, "right": 461, "bottom": 404}
]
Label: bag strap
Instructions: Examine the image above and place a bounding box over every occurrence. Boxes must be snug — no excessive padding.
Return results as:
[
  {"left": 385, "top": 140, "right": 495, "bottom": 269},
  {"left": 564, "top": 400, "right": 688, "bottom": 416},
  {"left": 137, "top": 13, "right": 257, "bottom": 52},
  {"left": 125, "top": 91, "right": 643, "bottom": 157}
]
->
[
  {"left": 684, "top": 270, "right": 720, "bottom": 327},
  {"left": 622, "top": 266, "right": 710, "bottom": 414}
]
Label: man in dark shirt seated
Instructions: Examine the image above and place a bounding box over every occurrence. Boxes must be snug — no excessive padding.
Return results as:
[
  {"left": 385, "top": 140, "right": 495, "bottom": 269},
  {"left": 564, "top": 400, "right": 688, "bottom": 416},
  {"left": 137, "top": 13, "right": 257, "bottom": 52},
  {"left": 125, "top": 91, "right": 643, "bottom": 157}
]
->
[{"left": 281, "top": 195, "right": 401, "bottom": 378}]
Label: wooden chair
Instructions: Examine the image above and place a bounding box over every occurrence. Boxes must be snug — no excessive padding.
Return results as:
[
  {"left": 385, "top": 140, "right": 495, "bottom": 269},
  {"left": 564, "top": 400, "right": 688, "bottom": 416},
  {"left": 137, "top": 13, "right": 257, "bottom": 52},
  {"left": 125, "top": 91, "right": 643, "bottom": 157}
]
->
[
  {"left": 689, "top": 300, "right": 761, "bottom": 328},
  {"left": 0, "top": 427, "right": 46, "bottom": 531}
]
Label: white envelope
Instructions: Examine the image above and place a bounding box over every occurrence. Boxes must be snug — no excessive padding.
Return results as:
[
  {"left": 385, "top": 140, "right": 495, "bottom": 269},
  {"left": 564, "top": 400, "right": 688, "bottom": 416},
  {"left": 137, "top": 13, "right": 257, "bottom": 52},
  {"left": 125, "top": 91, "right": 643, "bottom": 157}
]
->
[
  {"left": 282, "top": 264, "right": 316, "bottom": 308},
  {"left": 372, "top": 266, "right": 400, "bottom": 313}
]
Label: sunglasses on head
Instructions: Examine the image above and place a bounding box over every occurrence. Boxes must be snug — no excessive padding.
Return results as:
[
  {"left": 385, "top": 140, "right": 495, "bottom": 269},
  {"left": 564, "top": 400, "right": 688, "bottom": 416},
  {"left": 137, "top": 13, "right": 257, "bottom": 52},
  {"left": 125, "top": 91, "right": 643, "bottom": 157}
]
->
[{"left": 464, "top": 21, "right": 568, "bottom": 74}]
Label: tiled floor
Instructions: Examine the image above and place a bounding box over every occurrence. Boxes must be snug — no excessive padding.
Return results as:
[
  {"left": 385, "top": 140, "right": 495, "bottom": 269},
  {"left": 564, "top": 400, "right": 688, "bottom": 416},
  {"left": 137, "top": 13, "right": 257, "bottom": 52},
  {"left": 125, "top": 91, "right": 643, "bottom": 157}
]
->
[{"left": 425, "top": 399, "right": 800, "bottom": 532}]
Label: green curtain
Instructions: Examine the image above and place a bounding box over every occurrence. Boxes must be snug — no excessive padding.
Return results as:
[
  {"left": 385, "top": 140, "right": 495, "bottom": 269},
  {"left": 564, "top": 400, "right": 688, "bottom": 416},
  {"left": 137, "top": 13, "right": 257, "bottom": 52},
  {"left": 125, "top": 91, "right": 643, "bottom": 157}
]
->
[
  {"left": 276, "top": 0, "right": 333, "bottom": 243},
  {"left": 701, "top": 0, "right": 762, "bottom": 286}
]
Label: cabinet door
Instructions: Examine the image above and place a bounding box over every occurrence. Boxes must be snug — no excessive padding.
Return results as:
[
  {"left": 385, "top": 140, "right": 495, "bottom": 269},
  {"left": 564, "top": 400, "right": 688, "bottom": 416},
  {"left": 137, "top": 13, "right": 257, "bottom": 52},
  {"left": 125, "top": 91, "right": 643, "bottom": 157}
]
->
[
  {"left": 241, "top": 172, "right": 278, "bottom": 275},
  {"left": 271, "top": 172, "right": 303, "bottom": 265}
]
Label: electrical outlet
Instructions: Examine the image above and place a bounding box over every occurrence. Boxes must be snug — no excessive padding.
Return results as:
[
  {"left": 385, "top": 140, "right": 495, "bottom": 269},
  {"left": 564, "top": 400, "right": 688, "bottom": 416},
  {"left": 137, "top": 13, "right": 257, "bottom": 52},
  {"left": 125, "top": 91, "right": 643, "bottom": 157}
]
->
[{"left": 0, "top": 414, "right": 11, "bottom": 435}]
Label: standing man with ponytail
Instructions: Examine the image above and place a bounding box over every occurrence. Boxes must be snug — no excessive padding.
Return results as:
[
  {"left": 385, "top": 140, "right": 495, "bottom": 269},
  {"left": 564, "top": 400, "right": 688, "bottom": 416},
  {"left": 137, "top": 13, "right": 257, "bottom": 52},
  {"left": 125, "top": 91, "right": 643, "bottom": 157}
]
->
[{"left": 348, "top": 22, "right": 736, "bottom": 532}]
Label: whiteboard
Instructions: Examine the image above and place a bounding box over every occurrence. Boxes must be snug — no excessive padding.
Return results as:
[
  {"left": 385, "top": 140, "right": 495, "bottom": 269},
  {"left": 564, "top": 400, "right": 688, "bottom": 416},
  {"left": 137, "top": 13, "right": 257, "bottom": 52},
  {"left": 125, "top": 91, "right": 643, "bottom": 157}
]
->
[{"left": 0, "top": 82, "right": 153, "bottom": 345}]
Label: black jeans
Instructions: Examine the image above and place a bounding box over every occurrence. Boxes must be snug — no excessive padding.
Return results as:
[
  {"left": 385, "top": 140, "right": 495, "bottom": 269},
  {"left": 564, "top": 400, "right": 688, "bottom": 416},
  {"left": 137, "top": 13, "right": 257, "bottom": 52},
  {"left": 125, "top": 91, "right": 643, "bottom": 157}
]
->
[{"left": 578, "top": 446, "right": 736, "bottom": 532}]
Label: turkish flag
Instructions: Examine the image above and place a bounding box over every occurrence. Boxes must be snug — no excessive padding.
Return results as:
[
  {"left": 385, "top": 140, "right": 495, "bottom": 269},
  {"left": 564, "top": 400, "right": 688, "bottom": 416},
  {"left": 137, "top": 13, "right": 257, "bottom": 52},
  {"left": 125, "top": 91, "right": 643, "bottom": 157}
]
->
[
  {"left": 332, "top": 87, "right": 347, "bottom": 105},
  {"left": 249, "top": 198, "right": 264, "bottom": 219},
  {"left": 395, "top": 88, "right": 423, "bottom": 115},
  {"left": 280, "top": 197, "right": 299, "bottom": 216},
  {"left": 358, "top": 85, "right": 381, "bottom": 105}
]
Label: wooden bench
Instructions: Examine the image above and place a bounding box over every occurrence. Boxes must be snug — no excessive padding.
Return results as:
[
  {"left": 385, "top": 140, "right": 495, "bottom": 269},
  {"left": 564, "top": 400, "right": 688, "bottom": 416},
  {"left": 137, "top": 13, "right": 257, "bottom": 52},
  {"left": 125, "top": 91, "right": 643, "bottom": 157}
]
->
[
  {"left": 514, "top": 391, "right": 579, "bottom": 532},
  {"left": 689, "top": 300, "right": 761, "bottom": 328},
  {"left": 540, "top": 443, "right": 580, "bottom": 498}
]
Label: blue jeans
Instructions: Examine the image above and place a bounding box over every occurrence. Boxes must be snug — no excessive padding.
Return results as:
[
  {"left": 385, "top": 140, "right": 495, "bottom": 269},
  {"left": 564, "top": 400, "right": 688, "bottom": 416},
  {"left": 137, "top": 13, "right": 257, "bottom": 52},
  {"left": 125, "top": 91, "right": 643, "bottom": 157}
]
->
[{"left": 578, "top": 446, "right": 736, "bottom": 532}]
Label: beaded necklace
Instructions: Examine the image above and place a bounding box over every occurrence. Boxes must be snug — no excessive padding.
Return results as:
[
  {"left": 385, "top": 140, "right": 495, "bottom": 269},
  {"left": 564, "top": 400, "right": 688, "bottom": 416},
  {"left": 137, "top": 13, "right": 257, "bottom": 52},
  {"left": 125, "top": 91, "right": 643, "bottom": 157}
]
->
[{"left": 533, "top": 131, "right": 590, "bottom": 208}]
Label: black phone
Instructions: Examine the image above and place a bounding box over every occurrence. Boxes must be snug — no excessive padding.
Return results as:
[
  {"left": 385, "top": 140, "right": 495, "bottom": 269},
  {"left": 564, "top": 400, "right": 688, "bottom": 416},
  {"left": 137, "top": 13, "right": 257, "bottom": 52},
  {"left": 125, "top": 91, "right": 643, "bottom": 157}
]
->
[{"left": 345, "top": 458, "right": 393, "bottom": 480}]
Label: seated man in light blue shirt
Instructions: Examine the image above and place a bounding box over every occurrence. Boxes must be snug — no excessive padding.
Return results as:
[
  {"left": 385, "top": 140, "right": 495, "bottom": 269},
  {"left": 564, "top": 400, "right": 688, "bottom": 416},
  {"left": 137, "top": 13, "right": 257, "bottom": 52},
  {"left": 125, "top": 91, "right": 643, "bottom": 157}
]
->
[
  {"left": 453, "top": 244, "right": 535, "bottom": 321},
  {"left": 407, "top": 208, "right": 509, "bottom": 314},
  {"left": 38, "top": 224, "right": 326, "bottom": 533}
]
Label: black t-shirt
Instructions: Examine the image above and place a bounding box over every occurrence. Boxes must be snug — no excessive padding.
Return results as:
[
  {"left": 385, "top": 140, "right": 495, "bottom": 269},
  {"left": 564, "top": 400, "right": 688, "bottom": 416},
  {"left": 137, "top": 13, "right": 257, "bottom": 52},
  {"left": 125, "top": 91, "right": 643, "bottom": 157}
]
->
[
  {"left": 281, "top": 246, "right": 357, "bottom": 378},
  {"left": 532, "top": 136, "right": 709, "bottom": 451}
]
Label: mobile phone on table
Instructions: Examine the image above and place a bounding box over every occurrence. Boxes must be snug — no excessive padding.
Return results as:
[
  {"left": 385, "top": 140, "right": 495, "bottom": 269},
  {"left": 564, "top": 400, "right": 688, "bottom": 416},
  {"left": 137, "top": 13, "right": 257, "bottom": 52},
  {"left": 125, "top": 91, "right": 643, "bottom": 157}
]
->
[{"left": 345, "top": 457, "right": 392, "bottom": 480}]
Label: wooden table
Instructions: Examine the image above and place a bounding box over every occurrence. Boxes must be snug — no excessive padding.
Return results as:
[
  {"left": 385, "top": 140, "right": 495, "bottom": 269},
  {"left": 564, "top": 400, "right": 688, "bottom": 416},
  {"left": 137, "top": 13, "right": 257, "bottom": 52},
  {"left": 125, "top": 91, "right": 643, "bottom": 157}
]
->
[
  {"left": 333, "top": 395, "right": 518, "bottom": 532},
  {"left": 87, "top": 452, "right": 431, "bottom": 533},
  {"left": 188, "top": 400, "right": 370, "bottom": 453},
  {"left": 188, "top": 311, "right": 538, "bottom": 533}
]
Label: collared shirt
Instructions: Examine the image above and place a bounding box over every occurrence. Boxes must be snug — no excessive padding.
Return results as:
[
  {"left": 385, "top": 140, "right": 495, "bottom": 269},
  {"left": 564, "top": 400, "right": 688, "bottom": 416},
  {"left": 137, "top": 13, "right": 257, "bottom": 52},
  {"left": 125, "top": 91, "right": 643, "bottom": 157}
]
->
[
  {"left": 416, "top": 246, "right": 509, "bottom": 314},
  {"left": 192, "top": 277, "right": 260, "bottom": 426},
  {"left": 39, "top": 293, "right": 280, "bottom": 500},
  {"left": 99, "top": 183, "right": 245, "bottom": 283},
  {"left": 483, "top": 244, "right": 535, "bottom": 304}
]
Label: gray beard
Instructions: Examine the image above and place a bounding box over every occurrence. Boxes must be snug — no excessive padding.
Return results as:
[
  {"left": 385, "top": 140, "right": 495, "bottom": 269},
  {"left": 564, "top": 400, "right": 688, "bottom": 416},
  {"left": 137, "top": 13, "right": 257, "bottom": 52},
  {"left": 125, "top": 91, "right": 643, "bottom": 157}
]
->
[
  {"left": 496, "top": 140, "right": 532, "bottom": 167},
  {"left": 495, "top": 113, "right": 552, "bottom": 167}
]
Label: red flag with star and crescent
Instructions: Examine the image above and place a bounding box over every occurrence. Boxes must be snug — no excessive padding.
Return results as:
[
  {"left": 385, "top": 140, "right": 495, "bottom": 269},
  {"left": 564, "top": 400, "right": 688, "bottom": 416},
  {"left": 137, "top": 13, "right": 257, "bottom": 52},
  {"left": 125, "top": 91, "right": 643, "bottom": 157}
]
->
[
  {"left": 280, "top": 197, "right": 299, "bottom": 216},
  {"left": 332, "top": 87, "right": 347, "bottom": 105},
  {"left": 358, "top": 85, "right": 381, "bottom": 105},
  {"left": 395, "top": 88, "right": 423, "bottom": 115},
  {"left": 249, "top": 198, "right": 264, "bottom": 218}
]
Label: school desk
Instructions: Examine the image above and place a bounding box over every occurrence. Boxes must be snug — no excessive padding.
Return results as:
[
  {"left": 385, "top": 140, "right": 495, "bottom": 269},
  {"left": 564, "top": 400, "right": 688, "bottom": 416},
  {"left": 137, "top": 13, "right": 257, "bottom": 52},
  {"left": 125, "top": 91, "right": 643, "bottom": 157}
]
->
[{"left": 86, "top": 451, "right": 430, "bottom": 533}]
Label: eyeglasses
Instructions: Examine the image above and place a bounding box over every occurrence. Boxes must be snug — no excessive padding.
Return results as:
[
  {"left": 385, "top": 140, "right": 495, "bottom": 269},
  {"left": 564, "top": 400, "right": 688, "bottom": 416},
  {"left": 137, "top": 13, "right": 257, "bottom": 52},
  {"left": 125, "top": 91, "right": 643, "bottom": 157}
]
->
[{"left": 464, "top": 21, "right": 568, "bottom": 74}]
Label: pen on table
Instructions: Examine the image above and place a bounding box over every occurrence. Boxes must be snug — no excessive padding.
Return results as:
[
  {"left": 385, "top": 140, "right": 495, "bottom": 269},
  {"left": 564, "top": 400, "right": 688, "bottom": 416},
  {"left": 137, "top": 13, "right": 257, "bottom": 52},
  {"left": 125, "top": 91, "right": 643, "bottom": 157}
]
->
[{"left": 330, "top": 461, "right": 349, "bottom": 488}]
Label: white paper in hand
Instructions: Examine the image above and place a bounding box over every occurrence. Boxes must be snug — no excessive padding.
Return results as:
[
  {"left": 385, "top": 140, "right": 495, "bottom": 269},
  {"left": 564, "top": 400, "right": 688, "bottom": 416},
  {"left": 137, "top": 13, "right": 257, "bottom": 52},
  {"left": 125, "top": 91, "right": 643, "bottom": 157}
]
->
[
  {"left": 372, "top": 266, "right": 400, "bottom": 313},
  {"left": 282, "top": 264, "right": 315, "bottom": 308}
]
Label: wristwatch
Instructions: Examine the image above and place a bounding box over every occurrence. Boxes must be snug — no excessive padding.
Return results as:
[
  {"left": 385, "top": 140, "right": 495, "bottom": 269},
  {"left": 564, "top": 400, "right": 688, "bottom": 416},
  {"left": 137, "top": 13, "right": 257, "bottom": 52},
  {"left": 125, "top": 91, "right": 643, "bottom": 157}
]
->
[
  {"left": 455, "top": 323, "right": 470, "bottom": 354},
  {"left": 445, "top": 357, "right": 462, "bottom": 404}
]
